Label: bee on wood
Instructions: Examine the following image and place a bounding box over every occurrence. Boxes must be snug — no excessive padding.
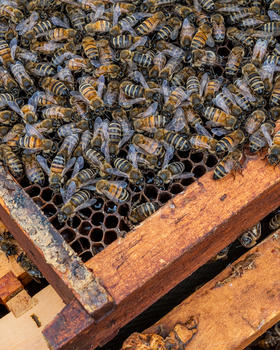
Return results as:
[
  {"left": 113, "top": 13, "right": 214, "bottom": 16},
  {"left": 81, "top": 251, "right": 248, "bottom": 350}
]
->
[
  {"left": 213, "top": 150, "right": 243, "bottom": 180},
  {"left": 17, "top": 252, "right": 43, "bottom": 283},
  {"left": 129, "top": 202, "right": 159, "bottom": 224},
  {"left": 0, "top": 233, "right": 17, "bottom": 258},
  {"left": 239, "top": 223, "right": 262, "bottom": 248},
  {"left": 0, "top": 144, "right": 23, "bottom": 177}
]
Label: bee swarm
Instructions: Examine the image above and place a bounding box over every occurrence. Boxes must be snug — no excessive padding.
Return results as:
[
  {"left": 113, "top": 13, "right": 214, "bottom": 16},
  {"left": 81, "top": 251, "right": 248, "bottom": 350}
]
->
[{"left": 0, "top": 0, "right": 280, "bottom": 261}]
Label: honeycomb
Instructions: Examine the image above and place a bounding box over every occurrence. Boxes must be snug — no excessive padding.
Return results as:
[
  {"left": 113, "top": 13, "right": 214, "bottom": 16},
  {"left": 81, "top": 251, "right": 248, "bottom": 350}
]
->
[{"left": 16, "top": 148, "right": 218, "bottom": 262}]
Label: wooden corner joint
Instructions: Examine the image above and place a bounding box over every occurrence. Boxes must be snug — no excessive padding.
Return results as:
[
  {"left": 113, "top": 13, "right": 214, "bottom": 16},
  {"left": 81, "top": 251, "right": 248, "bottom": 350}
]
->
[{"left": 0, "top": 166, "right": 114, "bottom": 319}]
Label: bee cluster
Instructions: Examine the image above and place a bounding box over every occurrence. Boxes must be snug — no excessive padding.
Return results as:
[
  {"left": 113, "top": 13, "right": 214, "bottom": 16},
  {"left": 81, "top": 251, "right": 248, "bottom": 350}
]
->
[{"left": 0, "top": 0, "right": 280, "bottom": 260}]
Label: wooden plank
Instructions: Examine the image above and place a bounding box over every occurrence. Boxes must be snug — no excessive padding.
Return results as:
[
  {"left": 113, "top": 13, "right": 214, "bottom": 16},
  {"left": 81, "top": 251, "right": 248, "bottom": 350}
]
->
[
  {"left": 140, "top": 231, "right": 280, "bottom": 350},
  {"left": 6, "top": 289, "right": 33, "bottom": 318},
  {"left": 0, "top": 285, "right": 65, "bottom": 350},
  {"left": 0, "top": 251, "right": 26, "bottom": 281},
  {"left": 0, "top": 272, "right": 22, "bottom": 303},
  {"left": 43, "top": 157, "right": 280, "bottom": 350},
  {"left": 0, "top": 166, "right": 113, "bottom": 318}
]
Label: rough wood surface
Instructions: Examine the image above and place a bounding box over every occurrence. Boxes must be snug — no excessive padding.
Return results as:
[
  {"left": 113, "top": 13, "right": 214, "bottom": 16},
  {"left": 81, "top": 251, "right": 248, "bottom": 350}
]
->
[
  {"left": 0, "top": 166, "right": 113, "bottom": 318},
  {"left": 0, "top": 285, "right": 65, "bottom": 350},
  {"left": 43, "top": 157, "right": 280, "bottom": 350},
  {"left": 0, "top": 271, "right": 22, "bottom": 303},
  {"left": 6, "top": 289, "right": 33, "bottom": 318},
  {"left": 143, "top": 231, "right": 280, "bottom": 350}
]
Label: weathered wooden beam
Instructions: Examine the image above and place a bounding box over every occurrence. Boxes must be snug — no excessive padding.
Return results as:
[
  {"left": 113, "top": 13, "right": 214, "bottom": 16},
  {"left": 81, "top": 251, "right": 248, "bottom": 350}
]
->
[
  {"left": 43, "top": 157, "right": 280, "bottom": 350},
  {"left": 142, "top": 231, "right": 280, "bottom": 349},
  {"left": 0, "top": 166, "right": 113, "bottom": 318}
]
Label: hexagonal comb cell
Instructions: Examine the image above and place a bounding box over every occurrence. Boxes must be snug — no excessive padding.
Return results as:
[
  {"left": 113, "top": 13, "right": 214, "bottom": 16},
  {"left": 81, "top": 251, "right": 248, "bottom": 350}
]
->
[{"left": 14, "top": 145, "right": 219, "bottom": 261}]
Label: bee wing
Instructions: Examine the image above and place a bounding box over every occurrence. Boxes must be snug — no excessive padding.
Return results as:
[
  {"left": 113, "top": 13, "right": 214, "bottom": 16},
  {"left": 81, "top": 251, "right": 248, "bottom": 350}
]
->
[
  {"left": 170, "top": 28, "right": 180, "bottom": 41},
  {"left": 130, "top": 70, "right": 149, "bottom": 89},
  {"left": 211, "top": 127, "right": 231, "bottom": 136},
  {"left": 127, "top": 144, "right": 138, "bottom": 169},
  {"left": 268, "top": 10, "right": 280, "bottom": 21},
  {"left": 119, "top": 120, "right": 134, "bottom": 148},
  {"left": 206, "top": 34, "right": 215, "bottom": 48},
  {"left": 129, "top": 36, "right": 147, "bottom": 52},
  {"left": 195, "top": 123, "right": 212, "bottom": 137},
  {"left": 27, "top": 94, "right": 38, "bottom": 112},
  {"left": 213, "top": 95, "right": 231, "bottom": 114},
  {"left": 261, "top": 124, "right": 273, "bottom": 146},
  {"left": 173, "top": 172, "right": 194, "bottom": 180},
  {"left": 222, "top": 87, "right": 237, "bottom": 104},
  {"left": 62, "top": 157, "right": 77, "bottom": 177},
  {"left": 9, "top": 37, "right": 17, "bottom": 60},
  {"left": 60, "top": 187, "right": 67, "bottom": 204},
  {"left": 200, "top": 73, "right": 209, "bottom": 97},
  {"left": 75, "top": 198, "right": 97, "bottom": 212},
  {"left": 167, "top": 108, "right": 186, "bottom": 132},
  {"left": 193, "top": 0, "right": 201, "bottom": 11},
  {"left": 142, "top": 102, "right": 158, "bottom": 117},
  {"left": 7, "top": 101, "right": 23, "bottom": 117},
  {"left": 106, "top": 168, "right": 128, "bottom": 177},
  {"left": 162, "top": 80, "right": 170, "bottom": 103},
  {"left": 113, "top": 3, "right": 121, "bottom": 26},
  {"left": 107, "top": 180, "right": 128, "bottom": 188},
  {"left": 65, "top": 181, "right": 77, "bottom": 202},
  {"left": 162, "top": 145, "right": 174, "bottom": 169},
  {"left": 36, "top": 155, "right": 50, "bottom": 176},
  {"left": 70, "top": 91, "right": 86, "bottom": 103},
  {"left": 16, "top": 11, "right": 39, "bottom": 34},
  {"left": 93, "top": 116, "right": 103, "bottom": 134},
  {"left": 217, "top": 5, "right": 243, "bottom": 13},
  {"left": 97, "top": 75, "right": 105, "bottom": 98},
  {"left": 50, "top": 16, "right": 70, "bottom": 29},
  {"left": 72, "top": 156, "right": 84, "bottom": 177},
  {"left": 25, "top": 123, "right": 44, "bottom": 139},
  {"left": 120, "top": 22, "right": 137, "bottom": 36}
]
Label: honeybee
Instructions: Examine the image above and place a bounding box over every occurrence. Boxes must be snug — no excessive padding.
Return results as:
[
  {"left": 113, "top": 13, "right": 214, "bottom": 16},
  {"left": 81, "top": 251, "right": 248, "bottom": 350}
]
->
[
  {"left": 191, "top": 23, "right": 213, "bottom": 50},
  {"left": 154, "top": 161, "right": 191, "bottom": 187},
  {"left": 37, "top": 152, "right": 76, "bottom": 192},
  {"left": 155, "top": 129, "right": 189, "bottom": 151},
  {"left": 225, "top": 46, "right": 245, "bottom": 77},
  {"left": 84, "top": 148, "right": 112, "bottom": 177},
  {"left": 0, "top": 232, "right": 17, "bottom": 258},
  {"left": 244, "top": 110, "right": 267, "bottom": 134},
  {"left": 21, "top": 19, "right": 53, "bottom": 46},
  {"left": 239, "top": 223, "right": 261, "bottom": 248},
  {"left": 57, "top": 120, "right": 88, "bottom": 138},
  {"left": 52, "top": 42, "right": 76, "bottom": 66},
  {"left": 135, "top": 12, "right": 165, "bottom": 35},
  {"left": 129, "top": 202, "right": 159, "bottom": 224},
  {"left": 103, "top": 80, "right": 119, "bottom": 108},
  {"left": 30, "top": 41, "right": 64, "bottom": 55},
  {"left": 0, "top": 38, "right": 15, "bottom": 67},
  {"left": 66, "top": 5, "right": 86, "bottom": 32},
  {"left": 156, "top": 17, "right": 182, "bottom": 41},
  {"left": 66, "top": 56, "right": 92, "bottom": 73},
  {"left": 132, "top": 134, "right": 164, "bottom": 156},
  {"left": 198, "top": 0, "right": 215, "bottom": 12},
  {"left": 10, "top": 61, "right": 34, "bottom": 95},
  {"left": 45, "top": 28, "right": 77, "bottom": 42},
  {"left": 226, "top": 84, "right": 252, "bottom": 113},
  {"left": 17, "top": 252, "right": 43, "bottom": 282},
  {"left": 149, "top": 52, "right": 166, "bottom": 79},
  {"left": 204, "top": 107, "right": 238, "bottom": 130},
  {"left": 211, "top": 246, "right": 230, "bottom": 262},
  {"left": 202, "top": 74, "right": 223, "bottom": 103},
  {"left": 18, "top": 133, "right": 56, "bottom": 153},
  {"left": 189, "top": 135, "right": 218, "bottom": 153},
  {"left": 269, "top": 209, "right": 280, "bottom": 231},
  {"left": 213, "top": 89, "right": 243, "bottom": 117},
  {"left": 85, "top": 20, "right": 111, "bottom": 34},
  {"left": 22, "top": 153, "right": 45, "bottom": 186},
  {"left": 0, "top": 67, "right": 19, "bottom": 95},
  {"left": 66, "top": 167, "right": 97, "bottom": 200},
  {"left": 105, "top": 120, "right": 133, "bottom": 156},
  {"left": 120, "top": 81, "right": 160, "bottom": 102},
  {"left": 111, "top": 157, "right": 144, "bottom": 187},
  {"left": 186, "top": 75, "right": 204, "bottom": 111},
  {"left": 120, "top": 49, "right": 154, "bottom": 68},
  {"left": 252, "top": 39, "right": 269, "bottom": 67},
  {"left": 163, "top": 87, "right": 188, "bottom": 116},
  {"left": 41, "top": 77, "right": 69, "bottom": 97},
  {"left": 0, "top": 110, "right": 18, "bottom": 125},
  {"left": 268, "top": 129, "right": 280, "bottom": 165},
  {"left": 82, "top": 36, "right": 99, "bottom": 61},
  {"left": 242, "top": 63, "right": 265, "bottom": 95},
  {"left": 0, "top": 144, "right": 23, "bottom": 177},
  {"left": 77, "top": 81, "right": 104, "bottom": 112},
  {"left": 192, "top": 49, "right": 218, "bottom": 69},
  {"left": 215, "top": 129, "right": 245, "bottom": 154},
  {"left": 2, "top": 123, "right": 24, "bottom": 147},
  {"left": 226, "top": 27, "right": 254, "bottom": 48},
  {"left": 133, "top": 114, "right": 168, "bottom": 133},
  {"left": 95, "top": 179, "right": 129, "bottom": 203},
  {"left": 210, "top": 14, "right": 225, "bottom": 44},
  {"left": 171, "top": 67, "right": 195, "bottom": 87},
  {"left": 159, "top": 57, "right": 183, "bottom": 80},
  {"left": 249, "top": 123, "right": 274, "bottom": 153},
  {"left": 0, "top": 5, "right": 23, "bottom": 24},
  {"left": 269, "top": 74, "right": 280, "bottom": 107},
  {"left": 213, "top": 149, "right": 243, "bottom": 180},
  {"left": 180, "top": 17, "right": 195, "bottom": 48}
]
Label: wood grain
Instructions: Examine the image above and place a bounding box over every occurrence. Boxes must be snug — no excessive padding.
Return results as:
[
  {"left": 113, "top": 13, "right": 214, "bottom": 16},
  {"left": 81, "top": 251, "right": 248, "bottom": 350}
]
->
[
  {"left": 0, "top": 271, "right": 22, "bottom": 303},
  {"left": 44, "top": 158, "right": 280, "bottom": 350},
  {"left": 0, "top": 166, "right": 113, "bottom": 318},
  {"left": 0, "top": 285, "right": 65, "bottom": 350},
  {"left": 143, "top": 231, "right": 280, "bottom": 350},
  {"left": 6, "top": 289, "right": 33, "bottom": 318}
]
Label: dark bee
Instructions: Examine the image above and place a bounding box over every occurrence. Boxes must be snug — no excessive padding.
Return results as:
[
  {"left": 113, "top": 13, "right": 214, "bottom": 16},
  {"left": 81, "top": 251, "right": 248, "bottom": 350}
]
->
[
  {"left": 213, "top": 150, "right": 243, "bottom": 180},
  {"left": 239, "top": 223, "right": 262, "bottom": 248},
  {"left": 129, "top": 203, "right": 159, "bottom": 224},
  {"left": 225, "top": 46, "right": 245, "bottom": 77},
  {"left": 135, "top": 12, "right": 165, "bottom": 36},
  {"left": 41, "top": 77, "right": 68, "bottom": 96},
  {"left": 268, "top": 130, "right": 280, "bottom": 165},
  {"left": 0, "top": 144, "right": 23, "bottom": 177},
  {"left": 242, "top": 64, "right": 265, "bottom": 95},
  {"left": 17, "top": 252, "right": 43, "bottom": 282}
]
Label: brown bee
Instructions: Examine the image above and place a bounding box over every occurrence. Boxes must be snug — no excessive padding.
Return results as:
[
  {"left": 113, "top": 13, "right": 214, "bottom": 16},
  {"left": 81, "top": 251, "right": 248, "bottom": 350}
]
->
[
  {"left": 96, "top": 180, "right": 129, "bottom": 203},
  {"left": 85, "top": 20, "right": 111, "bottom": 34},
  {"left": 0, "top": 144, "right": 23, "bottom": 177},
  {"left": 22, "top": 153, "right": 45, "bottom": 186},
  {"left": 191, "top": 23, "right": 213, "bottom": 50},
  {"left": 245, "top": 110, "right": 267, "bottom": 134},
  {"left": 46, "top": 28, "right": 77, "bottom": 42},
  {"left": 225, "top": 46, "right": 245, "bottom": 77},
  {"left": 0, "top": 5, "right": 23, "bottom": 23},
  {"left": 213, "top": 150, "right": 243, "bottom": 180},
  {"left": 0, "top": 39, "right": 15, "bottom": 67},
  {"left": 41, "top": 77, "right": 69, "bottom": 96},
  {"left": 239, "top": 223, "right": 261, "bottom": 248},
  {"left": 180, "top": 17, "right": 195, "bottom": 48},
  {"left": 204, "top": 107, "right": 238, "bottom": 129},
  {"left": 242, "top": 63, "right": 265, "bottom": 95},
  {"left": 215, "top": 129, "right": 245, "bottom": 154},
  {"left": 210, "top": 14, "right": 225, "bottom": 44},
  {"left": 0, "top": 67, "right": 19, "bottom": 95},
  {"left": 129, "top": 202, "right": 159, "bottom": 224},
  {"left": 135, "top": 12, "right": 165, "bottom": 35}
]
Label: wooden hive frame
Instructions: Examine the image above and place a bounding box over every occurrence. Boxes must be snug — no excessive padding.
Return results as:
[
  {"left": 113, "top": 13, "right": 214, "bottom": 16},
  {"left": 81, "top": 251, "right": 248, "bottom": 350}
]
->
[{"left": 1, "top": 155, "right": 280, "bottom": 349}]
